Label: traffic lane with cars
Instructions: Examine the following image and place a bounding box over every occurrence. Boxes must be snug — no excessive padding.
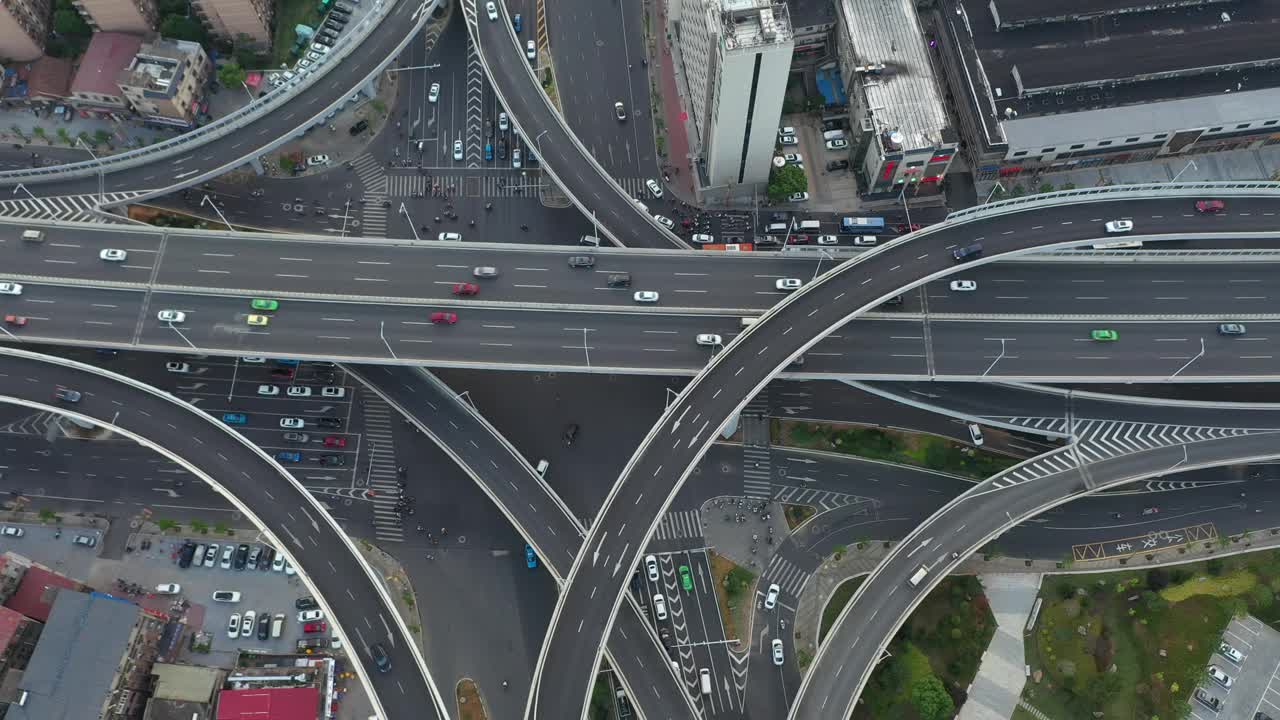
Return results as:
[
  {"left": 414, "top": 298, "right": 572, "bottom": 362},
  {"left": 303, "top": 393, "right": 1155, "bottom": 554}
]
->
[
  {"left": 547, "top": 0, "right": 656, "bottom": 179},
  {"left": 474, "top": 0, "right": 681, "bottom": 249},
  {"left": 0, "top": 351, "right": 442, "bottom": 720},
  {"left": 351, "top": 365, "right": 702, "bottom": 720},
  {"left": 6, "top": 0, "right": 433, "bottom": 196},
  {"left": 526, "top": 197, "right": 1280, "bottom": 717},
  {"left": 0, "top": 284, "right": 146, "bottom": 342}
]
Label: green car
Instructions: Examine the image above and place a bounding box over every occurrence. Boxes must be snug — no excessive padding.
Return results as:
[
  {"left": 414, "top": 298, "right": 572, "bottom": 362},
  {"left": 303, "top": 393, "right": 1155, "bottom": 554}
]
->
[
  {"left": 679, "top": 565, "right": 693, "bottom": 592},
  {"left": 250, "top": 298, "right": 279, "bottom": 311},
  {"left": 1090, "top": 329, "right": 1118, "bottom": 342}
]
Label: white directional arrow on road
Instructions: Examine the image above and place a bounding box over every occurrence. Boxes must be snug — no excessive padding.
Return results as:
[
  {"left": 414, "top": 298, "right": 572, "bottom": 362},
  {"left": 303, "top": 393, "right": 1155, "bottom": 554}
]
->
[
  {"left": 779, "top": 406, "right": 812, "bottom": 416},
  {"left": 906, "top": 536, "right": 934, "bottom": 558},
  {"left": 152, "top": 488, "right": 179, "bottom": 498},
  {"left": 593, "top": 531, "right": 609, "bottom": 566},
  {"left": 785, "top": 457, "right": 818, "bottom": 464}
]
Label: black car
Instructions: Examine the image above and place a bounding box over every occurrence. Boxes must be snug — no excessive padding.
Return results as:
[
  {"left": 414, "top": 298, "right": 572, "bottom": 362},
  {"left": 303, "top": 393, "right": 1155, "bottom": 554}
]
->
[
  {"left": 607, "top": 273, "right": 631, "bottom": 287},
  {"left": 879, "top": 294, "right": 904, "bottom": 307},
  {"left": 260, "top": 546, "right": 275, "bottom": 571},
  {"left": 313, "top": 35, "right": 334, "bottom": 47},
  {"left": 318, "top": 417, "right": 343, "bottom": 429},
  {"left": 320, "top": 30, "right": 340, "bottom": 42},
  {"left": 319, "top": 454, "right": 346, "bottom": 467},
  {"left": 498, "top": 137, "right": 507, "bottom": 159},
  {"left": 826, "top": 160, "right": 849, "bottom": 171},
  {"left": 296, "top": 596, "right": 319, "bottom": 610},
  {"left": 178, "top": 541, "right": 197, "bottom": 568},
  {"left": 563, "top": 423, "right": 579, "bottom": 446},
  {"left": 371, "top": 643, "right": 392, "bottom": 673},
  {"left": 658, "top": 626, "right": 674, "bottom": 653},
  {"left": 233, "top": 543, "right": 250, "bottom": 570},
  {"left": 768, "top": 212, "right": 790, "bottom": 222},
  {"left": 257, "top": 612, "right": 271, "bottom": 640},
  {"left": 349, "top": 119, "right": 369, "bottom": 136},
  {"left": 1193, "top": 689, "right": 1221, "bottom": 711}
]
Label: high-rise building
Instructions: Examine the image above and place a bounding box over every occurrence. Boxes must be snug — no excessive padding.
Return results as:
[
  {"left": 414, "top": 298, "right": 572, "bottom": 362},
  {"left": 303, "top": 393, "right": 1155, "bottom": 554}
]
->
[
  {"left": 71, "top": 0, "right": 158, "bottom": 33},
  {"left": 117, "top": 37, "right": 212, "bottom": 128},
  {"left": 671, "top": 0, "right": 794, "bottom": 191},
  {"left": 190, "top": 0, "right": 273, "bottom": 47},
  {"left": 0, "top": 0, "right": 51, "bottom": 62}
]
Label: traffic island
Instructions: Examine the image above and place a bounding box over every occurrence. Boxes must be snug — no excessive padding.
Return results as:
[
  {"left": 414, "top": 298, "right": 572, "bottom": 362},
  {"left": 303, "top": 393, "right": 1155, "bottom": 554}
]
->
[
  {"left": 773, "top": 419, "right": 1020, "bottom": 480},
  {"left": 709, "top": 551, "right": 755, "bottom": 646},
  {"left": 455, "top": 678, "right": 487, "bottom": 720}
]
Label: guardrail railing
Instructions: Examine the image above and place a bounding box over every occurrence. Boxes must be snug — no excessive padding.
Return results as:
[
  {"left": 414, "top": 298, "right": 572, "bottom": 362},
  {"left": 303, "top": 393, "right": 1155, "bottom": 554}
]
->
[
  {"left": 947, "top": 181, "right": 1280, "bottom": 222},
  {"left": 0, "top": 0, "right": 401, "bottom": 185}
]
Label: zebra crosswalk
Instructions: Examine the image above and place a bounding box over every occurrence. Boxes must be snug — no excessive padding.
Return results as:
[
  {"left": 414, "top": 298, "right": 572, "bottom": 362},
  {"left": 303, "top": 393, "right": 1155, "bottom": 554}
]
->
[
  {"left": 653, "top": 509, "right": 703, "bottom": 541},
  {"left": 763, "top": 554, "right": 810, "bottom": 598},
  {"left": 0, "top": 192, "right": 142, "bottom": 222},
  {"left": 363, "top": 393, "right": 404, "bottom": 542},
  {"left": 384, "top": 173, "right": 537, "bottom": 198}
]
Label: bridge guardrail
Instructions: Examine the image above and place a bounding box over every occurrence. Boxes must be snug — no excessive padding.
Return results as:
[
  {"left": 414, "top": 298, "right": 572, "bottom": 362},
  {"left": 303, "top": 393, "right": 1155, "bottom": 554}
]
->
[
  {"left": 0, "top": 0, "right": 403, "bottom": 185},
  {"left": 947, "top": 181, "right": 1280, "bottom": 222}
]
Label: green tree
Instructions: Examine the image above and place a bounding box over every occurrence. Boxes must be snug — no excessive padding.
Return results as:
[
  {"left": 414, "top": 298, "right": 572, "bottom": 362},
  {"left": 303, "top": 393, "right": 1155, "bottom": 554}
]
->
[
  {"left": 910, "top": 674, "right": 955, "bottom": 720},
  {"left": 1037, "top": 182, "right": 1055, "bottom": 194},
  {"left": 38, "top": 508, "right": 58, "bottom": 522},
  {"left": 53, "top": 8, "right": 91, "bottom": 37},
  {"left": 93, "top": 129, "right": 111, "bottom": 146},
  {"left": 1251, "top": 583, "right": 1274, "bottom": 610},
  {"left": 1084, "top": 672, "right": 1123, "bottom": 708},
  {"left": 588, "top": 678, "right": 612, "bottom": 720},
  {"left": 190, "top": 519, "right": 209, "bottom": 534},
  {"left": 218, "top": 62, "right": 247, "bottom": 89},
  {"left": 156, "top": 518, "right": 180, "bottom": 532},
  {"left": 160, "top": 15, "right": 206, "bottom": 43},
  {"left": 766, "top": 163, "right": 807, "bottom": 203}
]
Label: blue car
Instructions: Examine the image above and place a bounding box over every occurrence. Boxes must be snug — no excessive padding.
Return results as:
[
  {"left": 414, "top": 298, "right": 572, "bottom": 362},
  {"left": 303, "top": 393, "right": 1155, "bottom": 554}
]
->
[
  {"left": 513, "top": 13, "right": 522, "bottom": 32},
  {"left": 484, "top": 142, "right": 493, "bottom": 161},
  {"left": 274, "top": 359, "right": 300, "bottom": 366},
  {"left": 525, "top": 544, "right": 537, "bottom": 569},
  {"left": 276, "top": 451, "right": 302, "bottom": 463},
  {"left": 222, "top": 413, "right": 248, "bottom": 425}
]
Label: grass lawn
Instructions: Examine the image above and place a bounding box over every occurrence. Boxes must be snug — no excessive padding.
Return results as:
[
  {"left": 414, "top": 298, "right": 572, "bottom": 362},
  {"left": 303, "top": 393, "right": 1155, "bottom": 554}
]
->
[
  {"left": 784, "top": 503, "right": 815, "bottom": 530},
  {"left": 820, "top": 576, "right": 865, "bottom": 644},
  {"left": 1023, "top": 548, "right": 1280, "bottom": 719},
  {"left": 709, "top": 551, "right": 755, "bottom": 644},
  {"left": 774, "top": 419, "right": 1019, "bottom": 480},
  {"left": 271, "top": 0, "right": 323, "bottom": 67}
]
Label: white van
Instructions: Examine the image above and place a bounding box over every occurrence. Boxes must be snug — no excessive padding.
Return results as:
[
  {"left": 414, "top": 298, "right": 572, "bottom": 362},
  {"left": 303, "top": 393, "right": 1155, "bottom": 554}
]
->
[
  {"left": 798, "top": 220, "right": 821, "bottom": 232},
  {"left": 21, "top": 229, "right": 44, "bottom": 242},
  {"left": 579, "top": 235, "right": 601, "bottom": 246},
  {"left": 908, "top": 565, "right": 929, "bottom": 588},
  {"left": 822, "top": 129, "right": 846, "bottom": 141},
  {"left": 271, "top": 613, "right": 285, "bottom": 638},
  {"left": 853, "top": 236, "right": 878, "bottom": 246},
  {"left": 699, "top": 668, "right": 712, "bottom": 695},
  {"left": 766, "top": 222, "right": 790, "bottom": 234},
  {"left": 968, "top": 423, "right": 985, "bottom": 446},
  {"left": 535, "top": 459, "right": 550, "bottom": 476}
]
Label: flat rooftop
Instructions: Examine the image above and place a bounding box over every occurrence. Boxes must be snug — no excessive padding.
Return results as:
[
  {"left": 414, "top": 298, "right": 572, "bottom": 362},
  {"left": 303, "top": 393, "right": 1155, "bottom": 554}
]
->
[{"left": 946, "top": 0, "right": 1280, "bottom": 146}]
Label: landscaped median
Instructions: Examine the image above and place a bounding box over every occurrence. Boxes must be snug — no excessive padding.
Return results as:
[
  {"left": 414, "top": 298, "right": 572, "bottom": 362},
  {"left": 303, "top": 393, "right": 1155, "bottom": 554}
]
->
[
  {"left": 817, "top": 575, "right": 994, "bottom": 719},
  {"left": 1022, "top": 551, "right": 1280, "bottom": 720},
  {"left": 773, "top": 419, "right": 1019, "bottom": 480}
]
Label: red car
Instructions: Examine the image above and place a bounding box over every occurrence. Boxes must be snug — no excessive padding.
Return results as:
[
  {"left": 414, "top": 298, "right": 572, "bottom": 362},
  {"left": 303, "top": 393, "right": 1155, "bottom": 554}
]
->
[
  {"left": 452, "top": 283, "right": 479, "bottom": 296},
  {"left": 323, "top": 436, "right": 346, "bottom": 448},
  {"left": 303, "top": 621, "right": 328, "bottom": 634},
  {"left": 895, "top": 223, "right": 922, "bottom": 233},
  {"left": 4, "top": 315, "right": 27, "bottom": 327},
  {"left": 270, "top": 368, "right": 295, "bottom": 378},
  {"left": 430, "top": 312, "right": 458, "bottom": 325},
  {"left": 1195, "top": 199, "right": 1225, "bottom": 214},
  {"left": 786, "top": 235, "right": 809, "bottom": 245}
]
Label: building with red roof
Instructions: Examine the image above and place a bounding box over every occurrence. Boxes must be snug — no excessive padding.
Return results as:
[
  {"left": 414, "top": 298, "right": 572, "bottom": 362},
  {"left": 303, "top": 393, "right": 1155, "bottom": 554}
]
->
[
  {"left": 215, "top": 686, "right": 320, "bottom": 720},
  {"left": 2, "top": 565, "right": 84, "bottom": 622},
  {"left": 69, "top": 31, "right": 143, "bottom": 111}
]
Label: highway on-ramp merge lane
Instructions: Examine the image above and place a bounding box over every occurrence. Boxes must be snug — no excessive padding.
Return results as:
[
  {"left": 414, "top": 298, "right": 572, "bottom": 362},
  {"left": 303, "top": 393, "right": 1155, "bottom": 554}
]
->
[
  {"left": 0, "top": 347, "right": 446, "bottom": 720},
  {"left": 522, "top": 191, "right": 1280, "bottom": 719}
]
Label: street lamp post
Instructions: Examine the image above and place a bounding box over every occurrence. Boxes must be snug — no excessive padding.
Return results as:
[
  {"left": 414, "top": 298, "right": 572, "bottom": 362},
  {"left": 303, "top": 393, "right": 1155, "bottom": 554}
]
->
[
  {"left": 982, "top": 338, "right": 1008, "bottom": 377},
  {"left": 75, "top": 137, "right": 104, "bottom": 205},
  {"left": 983, "top": 181, "right": 1006, "bottom": 205},
  {"left": 201, "top": 195, "right": 236, "bottom": 232},
  {"left": 241, "top": 81, "right": 256, "bottom": 104},
  {"left": 898, "top": 183, "right": 913, "bottom": 231},
  {"left": 227, "top": 356, "right": 240, "bottom": 402},
  {"left": 1170, "top": 159, "right": 1198, "bottom": 183},
  {"left": 379, "top": 321, "right": 398, "bottom": 360},
  {"left": 11, "top": 184, "right": 36, "bottom": 201},
  {"left": 812, "top": 250, "right": 834, "bottom": 281},
  {"left": 1168, "top": 337, "right": 1206, "bottom": 380},
  {"left": 166, "top": 321, "right": 197, "bottom": 350}
]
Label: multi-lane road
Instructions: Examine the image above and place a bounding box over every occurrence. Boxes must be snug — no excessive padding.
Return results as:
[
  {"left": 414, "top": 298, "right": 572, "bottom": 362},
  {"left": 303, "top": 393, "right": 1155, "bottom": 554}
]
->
[{"left": 524, "top": 193, "right": 1280, "bottom": 718}]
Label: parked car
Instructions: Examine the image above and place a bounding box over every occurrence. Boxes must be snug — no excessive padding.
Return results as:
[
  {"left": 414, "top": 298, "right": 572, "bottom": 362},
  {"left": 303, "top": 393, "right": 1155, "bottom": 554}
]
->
[
  {"left": 323, "top": 436, "right": 347, "bottom": 448},
  {"left": 72, "top": 534, "right": 96, "bottom": 547}
]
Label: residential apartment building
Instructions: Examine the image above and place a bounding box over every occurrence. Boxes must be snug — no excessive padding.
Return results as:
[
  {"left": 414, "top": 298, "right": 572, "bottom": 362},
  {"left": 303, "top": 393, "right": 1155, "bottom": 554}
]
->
[
  {"left": 72, "top": 0, "right": 158, "bottom": 33},
  {"left": 191, "top": 0, "right": 273, "bottom": 47},
  {"left": 786, "top": 0, "right": 835, "bottom": 67},
  {"left": 832, "top": 0, "right": 956, "bottom": 202},
  {"left": 930, "top": 0, "right": 1280, "bottom": 183},
  {"left": 670, "top": 0, "right": 795, "bottom": 192},
  {"left": 68, "top": 32, "right": 143, "bottom": 113},
  {"left": 118, "top": 37, "right": 211, "bottom": 128},
  {"left": 0, "top": 0, "right": 52, "bottom": 62}
]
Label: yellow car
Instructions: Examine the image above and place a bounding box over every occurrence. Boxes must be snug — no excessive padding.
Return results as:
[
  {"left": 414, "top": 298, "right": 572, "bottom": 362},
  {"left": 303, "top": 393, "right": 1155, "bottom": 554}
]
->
[{"left": 247, "top": 314, "right": 270, "bottom": 327}]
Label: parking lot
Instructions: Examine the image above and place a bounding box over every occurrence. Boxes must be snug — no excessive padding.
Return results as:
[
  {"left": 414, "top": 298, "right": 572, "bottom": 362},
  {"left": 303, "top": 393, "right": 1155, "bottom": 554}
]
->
[
  {"left": 1192, "top": 615, "right": 1280, "bottom": 720},
  {"left": 0, "top": 520, "right": 103, "bottom": 578}
]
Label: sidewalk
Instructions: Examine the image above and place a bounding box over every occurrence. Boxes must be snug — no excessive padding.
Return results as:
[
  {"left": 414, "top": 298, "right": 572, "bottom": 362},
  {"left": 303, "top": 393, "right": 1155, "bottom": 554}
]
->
[
  {"left": 645, "top": 0, "right": 696, "bottom": 203},
  {"left": 957, "top": 574, "right": 1041, "bottom": 720},
  {"left": 976, "top": 144, "right": 1280, "bottom": 200}
]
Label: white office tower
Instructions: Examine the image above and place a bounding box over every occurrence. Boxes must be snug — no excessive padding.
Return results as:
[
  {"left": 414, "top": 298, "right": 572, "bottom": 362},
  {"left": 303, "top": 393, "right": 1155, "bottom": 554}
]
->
[{"left": 672, "top": 0, "right": 793, "bottom": 191}]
